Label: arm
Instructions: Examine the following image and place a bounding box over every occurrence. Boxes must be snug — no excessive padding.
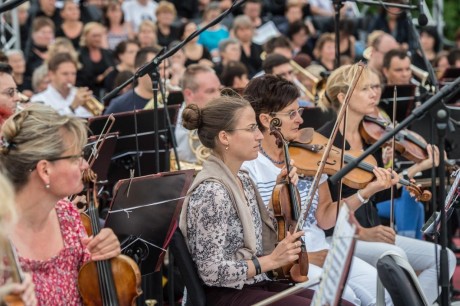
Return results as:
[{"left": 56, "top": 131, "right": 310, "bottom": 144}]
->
[{"left": 0, "top": 273, "right": 37, "bottom": 306}]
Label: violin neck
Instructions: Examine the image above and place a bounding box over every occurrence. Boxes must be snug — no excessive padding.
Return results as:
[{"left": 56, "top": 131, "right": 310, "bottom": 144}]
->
[{"left": 5, "top": 239, "right": 24, "bottom": 283}]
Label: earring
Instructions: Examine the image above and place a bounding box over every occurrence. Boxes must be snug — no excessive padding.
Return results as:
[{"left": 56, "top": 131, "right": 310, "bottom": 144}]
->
[
  {"left": 225, "top": 143, "right": 229, "bottom": 150},
  {"left": 45, "top": 184, "right": 50, "bottom": 189}
]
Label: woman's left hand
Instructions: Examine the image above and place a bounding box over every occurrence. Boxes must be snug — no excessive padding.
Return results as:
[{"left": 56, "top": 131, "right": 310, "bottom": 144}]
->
[
  {"left": 82, "top": 228, "right": 121, "bottom": 261},
  {"left": 276, "top": 159, "right": 299, "bottom": 186},
  {"left": 407, "top": 145, "right": 441, "bottom": 178}
]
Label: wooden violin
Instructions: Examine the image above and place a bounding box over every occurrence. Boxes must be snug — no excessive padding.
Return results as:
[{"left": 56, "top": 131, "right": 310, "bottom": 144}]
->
[
  {"left": 269, "top": 118, "right": 309, "bottom": 282},
  {"left": 360, "top": 115, "right": 430, "bottom": 163},
  {"left": 77, "top": 170, "right": 142, "bottom": 306},
  {"left": 289, "top": 131, "right": 432, "bottom": 202}
]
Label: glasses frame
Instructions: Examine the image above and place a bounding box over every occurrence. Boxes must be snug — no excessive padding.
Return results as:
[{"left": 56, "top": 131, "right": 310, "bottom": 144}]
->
[
  {"left": 47, "top": 152, "right": 85, "bottom": 164},
  {"left": 0, "top": 88, "right": 19, "bottom": 98},
  {"left": 226, "top": 123, "right": 259, "bottom": 133},
  {"left": 270, "top": 108, "right": 304, "bottom": 120}
]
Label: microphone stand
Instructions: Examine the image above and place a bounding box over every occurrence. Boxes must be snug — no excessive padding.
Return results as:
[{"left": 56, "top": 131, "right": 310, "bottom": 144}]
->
[
  {"left": 330, "top": 76, "right": 460, "bottom": 305},
  {"left": 103, "top": 0, "right": 249, "bottom": 174}
]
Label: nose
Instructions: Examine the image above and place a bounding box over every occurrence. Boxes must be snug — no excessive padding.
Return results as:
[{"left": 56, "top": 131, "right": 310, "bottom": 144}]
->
[
  {"left": 81, "top": 158, "right": 90, "bottom": 170},
  {"left": 256, "top": 128, "right": 264, "bottom": 141}
]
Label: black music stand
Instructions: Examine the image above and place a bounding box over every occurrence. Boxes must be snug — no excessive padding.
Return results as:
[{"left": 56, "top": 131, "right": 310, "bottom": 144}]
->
[
  {"left": 300, "top": 107, "right": 336, "bottom": 130},
  {"left": 85, "top": 132, "right": 118, "bottom": 184},
  {"left": 87, "top": 106, "right": 180, "bottom": 183},
  {"left": 440, "top": 68, "right": 460, "bottom": 105},
  {"left": 167, "top": 91, "right": 184, "bottom": 106},
  {"left": 379, "top": 84, "right": 416, "bottom": 123},
  {"left": 104, "top": 170, "right": 194, "bottom": 304}
]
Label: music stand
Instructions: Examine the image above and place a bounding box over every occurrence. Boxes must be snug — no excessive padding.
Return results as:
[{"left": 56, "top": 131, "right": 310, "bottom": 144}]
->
[
  {"left": 166, "top": 91, "right": 184, "bottom": 106},
  {"left": 440, "top": 68, "right": 460, "bottom": 105},
  {"left": 300, "top": 107, "right": 336, "bottom": 130},
  {"left": 87, "top": 106, "right": 180, "bottom": 183},
  {"left": 104, "top": 169, "right": 195, "bottom": 274},
  {"left": 85, "top": 132, "right": 118, "bottom": 184},
  {"left": 379, "top": 84, "right": 416, "bottom": 123}
]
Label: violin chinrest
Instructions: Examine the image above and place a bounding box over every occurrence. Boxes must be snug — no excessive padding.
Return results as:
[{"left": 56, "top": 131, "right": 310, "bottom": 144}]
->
[{"left": 296, "top": 128, "right": 314, "bottom": 144}]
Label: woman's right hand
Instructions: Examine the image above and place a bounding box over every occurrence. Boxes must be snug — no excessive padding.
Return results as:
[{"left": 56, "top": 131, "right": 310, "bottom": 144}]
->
[
  {"left": 269, "top": 231, "right": 304, "bottom": 269},
  {"left": 0, "top": 273, "right": 37, "bottom": 306}
]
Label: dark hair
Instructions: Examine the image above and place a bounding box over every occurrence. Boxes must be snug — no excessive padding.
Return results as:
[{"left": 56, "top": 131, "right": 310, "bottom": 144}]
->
[
  {"left": 32, "top": 16, "right": 55, "bottom": 33},
  {"left": 182, "top": 96, "right": 250, "bottom": 150},
  {"left": 0, "top": 63, "right": 12, "bottom": 74},
  {"left": 114, "top": 39, "right": 140, "bottom": 61},
  {"left": 220, "top": 61, "right": 248, "bottom": 87},
  {"left": 103, "top": 1, "right": 125, "bottom": 27},
  {"left": 264, "top": 35, "right": 291, "bottom": 54},
  {"left": 47, "top": 52, "right": 77, "bottom": 72},
  {"left": 287, "top": 21, "right": 309, "bottom": 41},
  {"left": 0, "top": 51, "right": 8, "bottom": 63},
  {"left": 263, "top": 54, "right": 290, "bottom": 74},
  {"left": 447, "top": 48, "right": 460, "bottom": 66},
  {"left": 420, "top": 26, "right": 441, "bottom": 53},
  {"left": 243, "top": 75, "right": 299, "bottom": 132},
  {"left": 134, "top": 46, "right": 160, "bottom": 69},
  {"left": 115, "top": 70, "right": 134, "bottom": 87},
  {"left": 382, "top": 49, "right": 408, "bottom": 69}
]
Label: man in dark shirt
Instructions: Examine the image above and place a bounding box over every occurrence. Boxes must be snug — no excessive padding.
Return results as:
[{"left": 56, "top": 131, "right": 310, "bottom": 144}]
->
[{"left": 104, "top": 47, "right": 159, "bottom": 114}]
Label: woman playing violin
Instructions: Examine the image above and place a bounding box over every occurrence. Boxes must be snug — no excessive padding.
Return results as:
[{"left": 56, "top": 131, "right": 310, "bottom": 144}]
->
[
  {"left": 317, "top": 63, "right": 456, "bottom": 304},
  {"left": 0, "top": 103, "right": 121, "bottom": 305},
  {"left": 179, "top": 96, "right": 318, "bottom": 306},
  {"left": 242, "top": 75, "right": 396, "bottom": 305}
]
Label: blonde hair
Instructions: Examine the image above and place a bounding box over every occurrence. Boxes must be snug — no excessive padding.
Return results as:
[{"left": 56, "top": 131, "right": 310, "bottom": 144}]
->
[
  {"left": 155, "top": 1, "right": 177, "bottom": 18},
  {"left": 80, "top": 22, "right": 105, "bottom": 47},
  {"left": 318, "top": 63, "right": 373, "bottom": 112},
  {"left": 46, "top": 37, "right": 81, "bottom": 68},
  {"left": 0, "top": 173, "right": 16, "bottom": 272},
  {"left": 313, "top": 32, "right": 335, "bottom": 59},
  {"left": 0, "top": 103, "right": 87, "bottom": 191}
]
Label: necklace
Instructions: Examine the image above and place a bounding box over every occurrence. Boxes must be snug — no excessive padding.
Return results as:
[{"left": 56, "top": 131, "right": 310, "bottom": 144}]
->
[{"left": 259, "top": 143, "right": 285, "bottom": 165}]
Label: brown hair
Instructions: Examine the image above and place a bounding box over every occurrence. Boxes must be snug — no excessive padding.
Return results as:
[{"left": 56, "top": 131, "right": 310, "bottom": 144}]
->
[{"left": 182, "top": 96, "right": 250, "bottom": 150}]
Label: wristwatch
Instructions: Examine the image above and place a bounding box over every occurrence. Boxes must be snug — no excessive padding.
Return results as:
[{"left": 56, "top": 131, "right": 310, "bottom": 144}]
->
[{"left": 357, "top": 190, "right": 369, "bottom": 204}]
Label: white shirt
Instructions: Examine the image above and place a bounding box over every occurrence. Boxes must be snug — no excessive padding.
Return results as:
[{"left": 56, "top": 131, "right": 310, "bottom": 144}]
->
[
  {"left": 122, "top": 0, "right": 158, "bottom": 32},
  {"left": 31, "top": 85, "right": 92, "bottom": 118},
  {"left": 242, "top": 153, "right": 330, "bottom": 252},
  {"left": 174, "top": 103, "right": 197, "bottom": 163}
]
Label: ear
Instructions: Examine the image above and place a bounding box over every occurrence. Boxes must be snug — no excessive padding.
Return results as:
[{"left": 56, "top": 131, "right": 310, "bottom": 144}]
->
[
  {"left": 217, "top": 130, "right": 229, "bottom": 147},
  {"left": 259, "top": 113, "right": 271, "bottom": 130},
  {"left": 183, "top": 88, "right": 194, "bottom": 104},
  {"left": 337, "top": 92, "right": 346, "bottom": 104},
  {"left": 35, "top": 160, "right": 51, "bottom": 185},
  {"left": 382, "top": 67, "right": 389, "bottom": 79}
]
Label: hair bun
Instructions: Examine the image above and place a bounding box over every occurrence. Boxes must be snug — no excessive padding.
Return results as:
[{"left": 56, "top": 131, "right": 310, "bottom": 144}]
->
[{"left": 182, "top": 104, "right": 202, "bottom": 130}]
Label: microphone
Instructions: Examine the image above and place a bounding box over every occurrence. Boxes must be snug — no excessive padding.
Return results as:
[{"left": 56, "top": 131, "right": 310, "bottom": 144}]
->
[{"left": 418, "top": 0, "right": 428, "bottom": 27}]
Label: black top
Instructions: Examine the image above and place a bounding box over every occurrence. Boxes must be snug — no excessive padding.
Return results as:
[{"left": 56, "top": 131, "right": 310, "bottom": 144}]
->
[
  {"left": 104, "top": 90, "right": 150, "bottom": 115},
  {"left": 77, "top": 47, "right": 115, "bottom": 98},
  {"left": 184, "top": 46, "right": 212, "bottom": 67},
  {"left": 317, "top": 120, "right": 393, "bottom": 229},
  {"left": 240, "top": 43, "right": 263, "bottom": 79},
  {"left": 55, "top": 27, "right": 81, "bottom": 50}
]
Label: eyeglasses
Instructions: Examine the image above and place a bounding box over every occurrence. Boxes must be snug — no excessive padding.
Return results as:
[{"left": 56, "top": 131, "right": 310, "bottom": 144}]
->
[
  {"left": 47, "top": 152, "right": 86, "bottom": 165},
  {"left": 227, "top": 123, "right": 259, "bottom": 133},
  {"left": 270, "top": 108, "right": 304, "bottom": 120},
  {"left": 0, "top": 88, "right": 19, "bottom": 98},
  {"left": 362, "top": 84, "right": 382, "bottom": 91}
]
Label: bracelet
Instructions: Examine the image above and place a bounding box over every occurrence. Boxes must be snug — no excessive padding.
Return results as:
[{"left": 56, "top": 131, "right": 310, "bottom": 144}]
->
[
  {"left": 251, "top": 257, "right": 262, "bottom": 275},
  {"left": 357, "top": 190, "right": 369, "bottom": 204}
]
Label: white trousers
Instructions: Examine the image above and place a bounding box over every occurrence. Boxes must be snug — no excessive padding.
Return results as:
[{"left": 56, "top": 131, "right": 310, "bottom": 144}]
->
[
  {"left": 309, "top": 255, "right": 393, "bottom": 306},
  {"left": 354, "top": 235, "right": 456, "bottom": 304}
]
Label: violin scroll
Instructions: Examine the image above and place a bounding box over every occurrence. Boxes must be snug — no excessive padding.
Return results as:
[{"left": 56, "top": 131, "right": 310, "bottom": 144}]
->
[{"left": 405, "top": 181, "right": 432, "bottom": 202}]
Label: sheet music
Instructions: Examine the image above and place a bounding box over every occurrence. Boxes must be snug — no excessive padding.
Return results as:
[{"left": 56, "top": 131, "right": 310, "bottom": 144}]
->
[
  {"left": 422, "top": 169, "right": 460, "bottom": 235},
  {"left": 312, "top": 204, "right": 357, "bottom": 306}
]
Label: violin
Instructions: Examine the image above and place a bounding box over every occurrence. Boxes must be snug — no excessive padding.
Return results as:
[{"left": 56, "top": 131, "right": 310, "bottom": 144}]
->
[
  {"left": 359, "top": 115, "right": 430, "bottom": 163},
  {"left": 2, "top": 239, "right": 25, "bottom": 306},
  {"left": 289, "top": 131, "right": 432, "bottom": 202},
  {"left": 269, "top": 118, "right": 309, "bottom": 281},
  {"left": 77, "top": 170, "right": 142, "bottom": 306}
]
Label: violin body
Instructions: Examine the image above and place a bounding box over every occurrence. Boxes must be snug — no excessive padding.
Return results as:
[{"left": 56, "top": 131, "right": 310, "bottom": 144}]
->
[
  {"left": 80, "top": 212, "right": 92, "bottom": 237},
  {"left": 78, "top": 255, "right": 142, "bottom": 306},
  {"left": 289, "top": 132, "right": 377, "bottom": 189},
  {"left": 360, "top": 115, "right": 428, "bottom": 163},
  {"left": 3, "top": 295, "right": 24, "bottom": 306},
  {"left": 271, "top": 182, "right": 309, "bottom": 281}
]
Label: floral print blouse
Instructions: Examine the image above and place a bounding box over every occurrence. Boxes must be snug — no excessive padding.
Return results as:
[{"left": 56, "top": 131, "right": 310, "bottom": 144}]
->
[
  {"left": 185, "top": 171, "right": 271, "bottom": 289},
  {"left": 19, "top": 200, "right": 91, "bottom": 306}
]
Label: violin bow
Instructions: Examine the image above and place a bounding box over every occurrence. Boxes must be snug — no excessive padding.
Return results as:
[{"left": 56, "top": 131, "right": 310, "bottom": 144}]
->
[
  {"left": 389, "top": 86, "right": 398, "bottom": 229},
  {"left": 296, "top": 63, "right": 365, "bottom": 232}
]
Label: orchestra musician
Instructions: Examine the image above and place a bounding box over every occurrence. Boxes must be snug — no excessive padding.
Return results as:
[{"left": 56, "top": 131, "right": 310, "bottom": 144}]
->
[
  {"left": 382, "top": 49, "right": 412, "bottom": 85},
  {"left": 242, "top": 75, "right": 395, "bottom": 306},
  {"left": 317, "top": 63, "right": 456, "bottom": 304},
  {"left": 179, "top": 96, "right": 321, "bottom": 306},
  {"left": 0, "top": 103, "right": 121, "bottom": 305},
  {"left": 0, "top": 63, "right": 20, "bottom": 125},
  {"left": 0, "top": 172, "right": 36, "bottom": 306}
]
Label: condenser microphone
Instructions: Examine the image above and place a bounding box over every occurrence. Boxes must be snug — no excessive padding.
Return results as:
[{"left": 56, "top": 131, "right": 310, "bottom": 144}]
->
[{"left": 418, "top": 0, "right": 428, "bottom": 27}]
